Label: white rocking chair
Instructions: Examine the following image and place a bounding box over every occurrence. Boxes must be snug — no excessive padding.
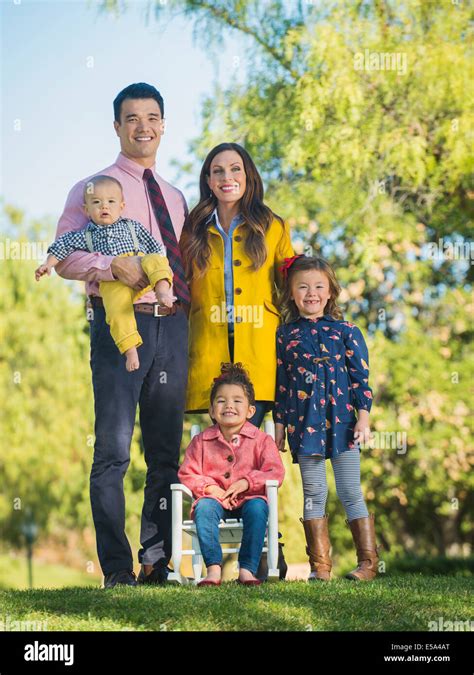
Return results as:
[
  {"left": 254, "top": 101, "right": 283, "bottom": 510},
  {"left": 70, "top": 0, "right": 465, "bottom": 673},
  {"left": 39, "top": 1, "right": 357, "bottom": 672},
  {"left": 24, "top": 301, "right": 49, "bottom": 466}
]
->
[{"left": 168, "top": 420, "right": 281, "bottom": 585}]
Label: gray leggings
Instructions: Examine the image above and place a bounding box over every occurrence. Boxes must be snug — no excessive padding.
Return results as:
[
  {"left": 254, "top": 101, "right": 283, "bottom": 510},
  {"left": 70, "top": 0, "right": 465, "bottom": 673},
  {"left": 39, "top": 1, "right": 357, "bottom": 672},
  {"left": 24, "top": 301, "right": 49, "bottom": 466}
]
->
[{"left": 298, "top": 450, "right": 369, "bottom": 522}]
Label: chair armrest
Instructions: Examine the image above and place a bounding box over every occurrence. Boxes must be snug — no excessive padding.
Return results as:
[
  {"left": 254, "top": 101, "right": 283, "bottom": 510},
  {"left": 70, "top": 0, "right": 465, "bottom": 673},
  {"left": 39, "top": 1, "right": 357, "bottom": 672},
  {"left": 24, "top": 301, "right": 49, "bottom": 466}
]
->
[
  {"left": 265, "top": 480, "right": 279, "bottom": 508},
  {"left": 265, "top": 479, "right": 279, "bottom": 490},
  {"left": 264, "top": 419, "right": 275, "bottom": 439},
  {"left": 171, "top": 483, "right": 194, "bottom": 500},
  {"left": 265, "top": 479, "right": 279, "bottom": 576}
]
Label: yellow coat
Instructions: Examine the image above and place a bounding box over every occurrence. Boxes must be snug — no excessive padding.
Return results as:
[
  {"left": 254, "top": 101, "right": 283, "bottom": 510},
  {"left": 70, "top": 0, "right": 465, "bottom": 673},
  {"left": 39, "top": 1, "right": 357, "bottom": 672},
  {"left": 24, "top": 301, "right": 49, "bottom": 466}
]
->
[{"left": 185, "top": 218, "right": 295, "bottom": 412}]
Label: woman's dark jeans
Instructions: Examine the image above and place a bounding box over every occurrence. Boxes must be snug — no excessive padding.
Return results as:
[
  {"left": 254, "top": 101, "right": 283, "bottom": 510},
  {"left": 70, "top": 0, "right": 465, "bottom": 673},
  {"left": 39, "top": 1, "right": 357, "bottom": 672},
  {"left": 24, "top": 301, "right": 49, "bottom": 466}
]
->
[{"left": 228, "top": 329, "right": 272, "bottom": 429}]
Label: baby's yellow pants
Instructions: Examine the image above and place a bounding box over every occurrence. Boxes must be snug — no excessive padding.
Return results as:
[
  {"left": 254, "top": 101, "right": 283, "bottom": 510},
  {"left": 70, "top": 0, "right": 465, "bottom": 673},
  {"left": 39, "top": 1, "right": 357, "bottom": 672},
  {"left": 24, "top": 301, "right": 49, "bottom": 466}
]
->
[{"left": 99, "top": 252, "right": 173, "bottom": 355}]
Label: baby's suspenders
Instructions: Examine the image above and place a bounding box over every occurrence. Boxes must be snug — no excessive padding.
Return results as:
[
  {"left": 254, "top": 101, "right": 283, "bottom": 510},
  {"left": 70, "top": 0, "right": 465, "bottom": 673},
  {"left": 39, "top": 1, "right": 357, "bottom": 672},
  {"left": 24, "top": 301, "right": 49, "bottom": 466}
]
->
[
  {"left": 84, "top": 220, "right": 140, "bottom": 254},
  {"left": 85, "top": 223, "right": 94, "bottom": 253}
]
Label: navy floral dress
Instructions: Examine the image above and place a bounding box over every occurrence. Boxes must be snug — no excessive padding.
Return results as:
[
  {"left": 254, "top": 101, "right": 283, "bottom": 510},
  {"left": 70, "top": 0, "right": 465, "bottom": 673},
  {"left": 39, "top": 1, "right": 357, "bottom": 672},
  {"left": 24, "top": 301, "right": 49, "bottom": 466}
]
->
[{"left": 274, "top": 314, "right": 373, "bottom": 463}]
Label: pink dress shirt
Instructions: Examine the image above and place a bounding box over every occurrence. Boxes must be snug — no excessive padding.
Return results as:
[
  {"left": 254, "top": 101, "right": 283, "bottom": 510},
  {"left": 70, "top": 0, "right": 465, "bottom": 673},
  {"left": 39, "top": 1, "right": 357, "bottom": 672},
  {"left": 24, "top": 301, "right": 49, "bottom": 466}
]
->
[
  {"left": 178, "top": 421, "right": 285, "bottom": 517},
  {"left": 54, "top": 152, "right": 188, "bottom": 304}
]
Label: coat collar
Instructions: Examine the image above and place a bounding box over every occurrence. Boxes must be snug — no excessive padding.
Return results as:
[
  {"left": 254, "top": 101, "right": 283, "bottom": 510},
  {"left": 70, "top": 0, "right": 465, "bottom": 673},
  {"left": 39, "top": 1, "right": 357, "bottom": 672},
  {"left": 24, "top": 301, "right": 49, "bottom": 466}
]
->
[
  {"left": 202, "top": 420, "right": 258, "bottom": 441},
  {"left": 205, "top": 208, "right": 217, "bottom": 226}
]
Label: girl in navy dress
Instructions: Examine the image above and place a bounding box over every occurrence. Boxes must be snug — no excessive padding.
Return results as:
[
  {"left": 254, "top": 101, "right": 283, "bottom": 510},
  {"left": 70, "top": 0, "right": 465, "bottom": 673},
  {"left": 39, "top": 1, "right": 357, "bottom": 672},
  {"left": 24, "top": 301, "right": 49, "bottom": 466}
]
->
[{"left": 274, "top": 254, "right": 380, "bottom": 582}]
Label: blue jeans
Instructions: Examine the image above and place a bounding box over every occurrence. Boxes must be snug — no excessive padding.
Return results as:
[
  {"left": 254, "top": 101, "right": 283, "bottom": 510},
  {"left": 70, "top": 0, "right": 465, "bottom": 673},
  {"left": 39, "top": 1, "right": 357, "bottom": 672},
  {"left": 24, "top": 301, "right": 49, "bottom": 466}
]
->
[{"left": 193, "top": 497, "right": 269, "bottom": 575}]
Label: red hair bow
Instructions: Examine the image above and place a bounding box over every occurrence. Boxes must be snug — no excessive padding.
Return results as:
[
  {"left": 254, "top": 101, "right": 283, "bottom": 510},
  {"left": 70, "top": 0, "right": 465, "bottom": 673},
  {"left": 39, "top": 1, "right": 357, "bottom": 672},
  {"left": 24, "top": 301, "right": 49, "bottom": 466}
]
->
[{"left": 279, "top": 255, "right": 303, "bottom": 279}]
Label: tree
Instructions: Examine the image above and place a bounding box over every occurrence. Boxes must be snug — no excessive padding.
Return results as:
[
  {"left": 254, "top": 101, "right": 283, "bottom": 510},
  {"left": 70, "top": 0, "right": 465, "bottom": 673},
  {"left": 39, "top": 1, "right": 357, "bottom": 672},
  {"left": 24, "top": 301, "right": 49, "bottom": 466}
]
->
[
  {"left": 0, "top": 208, "right": 149, "bottom": 568},
  {"left": 99, "top": 0, "right": 473, "bottom": 560}
]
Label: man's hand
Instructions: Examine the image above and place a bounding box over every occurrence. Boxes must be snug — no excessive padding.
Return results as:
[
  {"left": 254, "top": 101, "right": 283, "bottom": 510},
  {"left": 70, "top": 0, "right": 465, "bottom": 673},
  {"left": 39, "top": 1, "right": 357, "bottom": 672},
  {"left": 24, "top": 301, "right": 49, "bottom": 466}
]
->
[{"left": 111, "top": 256, "right": 149, "bottom": 291}]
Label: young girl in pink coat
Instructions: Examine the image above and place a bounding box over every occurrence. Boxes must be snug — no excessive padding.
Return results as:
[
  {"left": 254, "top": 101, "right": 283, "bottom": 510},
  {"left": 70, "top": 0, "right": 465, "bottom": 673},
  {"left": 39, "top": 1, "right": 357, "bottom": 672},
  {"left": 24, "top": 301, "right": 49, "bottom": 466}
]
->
[{"left": 178, "top": 363, "right": 285, "bottom": 586}]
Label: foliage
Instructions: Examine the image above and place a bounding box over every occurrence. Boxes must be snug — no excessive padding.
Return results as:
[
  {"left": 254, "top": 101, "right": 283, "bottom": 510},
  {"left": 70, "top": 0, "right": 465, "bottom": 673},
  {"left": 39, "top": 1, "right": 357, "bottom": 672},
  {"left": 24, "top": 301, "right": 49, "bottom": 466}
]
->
[
  {"left": 1, "top": 1, "right": 472, "bottom": 567},
  {"left": 139, "top": 0, "right": 474, "bottom": 557}
]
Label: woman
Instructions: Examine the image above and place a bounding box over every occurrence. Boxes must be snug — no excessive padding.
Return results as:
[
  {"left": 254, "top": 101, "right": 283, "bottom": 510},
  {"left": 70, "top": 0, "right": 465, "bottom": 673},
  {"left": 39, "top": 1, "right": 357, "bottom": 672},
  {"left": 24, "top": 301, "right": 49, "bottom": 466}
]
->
[{"left": 180, "top": 142, "right": 294, "bottom": 426}]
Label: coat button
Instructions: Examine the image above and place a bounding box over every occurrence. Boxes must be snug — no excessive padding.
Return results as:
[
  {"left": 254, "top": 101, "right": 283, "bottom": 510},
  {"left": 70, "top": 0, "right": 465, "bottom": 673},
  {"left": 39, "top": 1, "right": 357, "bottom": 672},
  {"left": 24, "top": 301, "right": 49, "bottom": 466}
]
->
[
  {"left": 234, "top": 259, "right": 242, "bottom": 266},
  {"left": 235, "top": 288, "right": 242, "bottom": 295},
  {"left": 234, "top": 235, "right": 242, "bottom": 242},
  {"left": 227, "top": 455, "right": 234, "bottom": 462},
  {"left": 224, "top": 471, "right": 231, "bottom": 478}
]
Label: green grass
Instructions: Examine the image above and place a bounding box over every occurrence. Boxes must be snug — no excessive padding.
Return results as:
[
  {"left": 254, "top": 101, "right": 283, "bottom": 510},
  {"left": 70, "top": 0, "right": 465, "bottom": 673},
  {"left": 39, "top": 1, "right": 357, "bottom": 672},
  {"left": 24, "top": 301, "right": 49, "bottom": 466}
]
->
[
  {"left": 0, "top": 553, "right": 100, "bottom": 590},
  {"left": 0, "top": 575, "right": 471, "bottom": 631}
]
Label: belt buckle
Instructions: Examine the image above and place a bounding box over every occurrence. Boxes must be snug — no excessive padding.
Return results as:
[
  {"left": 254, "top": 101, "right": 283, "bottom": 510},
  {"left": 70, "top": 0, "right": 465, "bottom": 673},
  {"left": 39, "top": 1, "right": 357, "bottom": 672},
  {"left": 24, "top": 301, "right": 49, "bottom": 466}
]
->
[{"left": 153, "top": 304, "right": 167, "bottom": 317}]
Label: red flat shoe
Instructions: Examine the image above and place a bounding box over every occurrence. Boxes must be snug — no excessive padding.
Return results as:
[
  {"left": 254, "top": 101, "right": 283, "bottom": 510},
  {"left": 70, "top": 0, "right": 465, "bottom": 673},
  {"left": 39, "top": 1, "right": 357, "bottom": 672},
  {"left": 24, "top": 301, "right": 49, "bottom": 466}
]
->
[
  {"left": 237, "top": 578, "right": 262, "bottom": 586},
  {"left": 197, "top": 579, "right": 222, "bottom": 587}
]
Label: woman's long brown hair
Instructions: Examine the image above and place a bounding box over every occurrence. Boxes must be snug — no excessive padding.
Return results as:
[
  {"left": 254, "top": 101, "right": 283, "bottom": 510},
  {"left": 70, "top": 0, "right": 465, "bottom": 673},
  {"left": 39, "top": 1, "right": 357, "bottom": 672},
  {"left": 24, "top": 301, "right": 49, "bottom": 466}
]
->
[
  {"left": 180, "top": 143, "right": 284, "bottom": 280},
  {"left": 279, "top": 256, "right": 344, "bottom": 323}
]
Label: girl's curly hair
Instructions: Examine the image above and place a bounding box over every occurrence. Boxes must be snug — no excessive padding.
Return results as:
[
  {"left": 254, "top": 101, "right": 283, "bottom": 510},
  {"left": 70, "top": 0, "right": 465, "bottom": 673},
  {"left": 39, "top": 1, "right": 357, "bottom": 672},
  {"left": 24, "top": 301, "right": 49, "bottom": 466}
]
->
[{"left": 210, "top": 362, "right": 256, "bottom": 406}]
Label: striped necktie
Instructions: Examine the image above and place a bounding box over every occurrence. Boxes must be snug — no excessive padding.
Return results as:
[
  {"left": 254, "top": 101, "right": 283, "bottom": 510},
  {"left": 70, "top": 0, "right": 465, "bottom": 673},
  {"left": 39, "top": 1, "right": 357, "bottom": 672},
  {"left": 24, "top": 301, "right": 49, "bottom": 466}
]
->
[{"left": 143, "top": 168, "right": 191, "bottom": 306}]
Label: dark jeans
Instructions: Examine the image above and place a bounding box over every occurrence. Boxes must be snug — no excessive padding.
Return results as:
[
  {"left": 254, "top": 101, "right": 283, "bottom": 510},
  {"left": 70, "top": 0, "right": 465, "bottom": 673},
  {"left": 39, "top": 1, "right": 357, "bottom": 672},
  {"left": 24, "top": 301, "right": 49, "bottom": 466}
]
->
[
  {"left": 193, "top": 497, "right": 269, "bottom": 575},
  {"left": 89, "top": 304, "right": 188, "bottom": 575},
  {"left": 228, "top": 329, "right": 271, "bottom": 429}
]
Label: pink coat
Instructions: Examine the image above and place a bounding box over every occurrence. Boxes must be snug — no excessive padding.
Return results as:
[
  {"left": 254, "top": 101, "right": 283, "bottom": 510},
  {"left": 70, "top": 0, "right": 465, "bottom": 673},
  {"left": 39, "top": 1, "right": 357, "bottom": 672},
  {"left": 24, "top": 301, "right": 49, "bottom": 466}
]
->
[{"left": 178, "top": 421, "right": 285, "bottom": 516}]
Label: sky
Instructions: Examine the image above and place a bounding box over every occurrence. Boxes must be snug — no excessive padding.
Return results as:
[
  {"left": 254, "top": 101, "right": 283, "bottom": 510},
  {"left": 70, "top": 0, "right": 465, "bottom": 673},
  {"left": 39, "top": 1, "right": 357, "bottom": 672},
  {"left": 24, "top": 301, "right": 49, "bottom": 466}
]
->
[{"left": 1, "top": 0, "right": 247, "bottom": 223}]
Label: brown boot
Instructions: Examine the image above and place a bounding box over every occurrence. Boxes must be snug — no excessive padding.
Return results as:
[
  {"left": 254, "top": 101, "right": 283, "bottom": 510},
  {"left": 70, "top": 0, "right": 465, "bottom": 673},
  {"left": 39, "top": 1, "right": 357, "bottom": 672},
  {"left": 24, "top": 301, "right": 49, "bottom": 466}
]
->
[
  {"left": 345, "top": 514, "right": 380, "bottom": 581},
  {"left": 300, "top": 515, "right": 332, "bottom": 581}
]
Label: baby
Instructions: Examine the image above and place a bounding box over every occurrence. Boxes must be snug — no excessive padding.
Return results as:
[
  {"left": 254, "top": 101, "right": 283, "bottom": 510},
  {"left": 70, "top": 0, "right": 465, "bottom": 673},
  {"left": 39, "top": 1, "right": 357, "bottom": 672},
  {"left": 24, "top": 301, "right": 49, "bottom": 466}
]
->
[{"left": 35, "top": 175, "right": 175, "bottom": 371}]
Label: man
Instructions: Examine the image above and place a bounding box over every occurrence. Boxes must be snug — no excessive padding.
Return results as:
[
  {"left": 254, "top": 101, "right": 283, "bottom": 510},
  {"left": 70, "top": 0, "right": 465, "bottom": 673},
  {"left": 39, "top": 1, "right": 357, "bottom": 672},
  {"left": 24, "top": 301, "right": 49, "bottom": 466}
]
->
[{"left": 55, "top": 83, "right": 189, "bottom": 588}]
